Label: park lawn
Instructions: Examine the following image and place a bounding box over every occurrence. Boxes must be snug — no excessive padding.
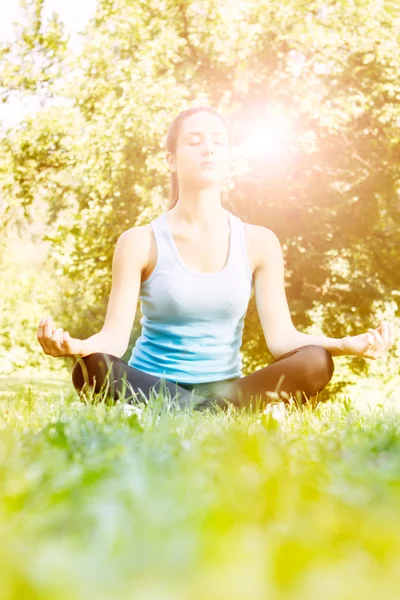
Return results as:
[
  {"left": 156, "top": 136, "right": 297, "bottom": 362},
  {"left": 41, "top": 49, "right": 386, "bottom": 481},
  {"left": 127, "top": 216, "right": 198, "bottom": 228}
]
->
[{"left": 1, "top": 381, "right": 400, "bottom": 600}]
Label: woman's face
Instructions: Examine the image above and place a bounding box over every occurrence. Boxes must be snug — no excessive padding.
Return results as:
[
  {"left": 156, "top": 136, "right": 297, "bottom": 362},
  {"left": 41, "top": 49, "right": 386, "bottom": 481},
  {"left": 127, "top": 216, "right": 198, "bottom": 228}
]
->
[{"left": 167, "top": 111, "right": 231, "bottom": 189}]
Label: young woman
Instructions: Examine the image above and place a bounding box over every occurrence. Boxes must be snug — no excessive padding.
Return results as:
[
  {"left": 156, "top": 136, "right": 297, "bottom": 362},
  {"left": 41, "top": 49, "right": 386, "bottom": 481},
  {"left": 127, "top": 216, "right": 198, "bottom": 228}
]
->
[{"left": 37, "top": 106, "right": 395, "bottom": 412}]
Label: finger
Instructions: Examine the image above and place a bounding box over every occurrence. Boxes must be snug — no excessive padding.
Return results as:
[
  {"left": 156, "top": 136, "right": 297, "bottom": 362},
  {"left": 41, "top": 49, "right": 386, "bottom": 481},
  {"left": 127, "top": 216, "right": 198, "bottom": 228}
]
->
[
  {"left": 37, "top": 316, "right": 46, "bottom": 344},
  {"left": 380, "top": 321, "right": 391, "bottom": 344},
  {"left": 41, "top": 317, "right": 55, "bottom": 354},
  {"left": 368, "top": 328, "right": 383, "bottom": 345},
  {"left": 50, "top": 328, "right": 64, "bottom": 354},
  {"left": 61, "top": 331, "right": 71, "bottom": 350},
  {"left": 368, "top": 329, "right": 384, "bottom": 355},
  {"left": 382, "top": 321, "right": 393, "bottom": 352},
  {"left": 51, "top": 327, "right": 63, "bottom": 346},
  {"left": 383, "top": 321, "right": 393, "bottom": 349},
  {"left": 367, "top": 332, "right": 375, "bottom": 346},
  {"left": 368, "top": 325, "right": 390, "bottom": 357},
  {"left": 61, "top": 332, "right": 74, "bottom": 356},
  {"left": 43, "top": 316, "right": 55, "bottom": 338},
  {"left": 376, "top": 321, "right": 389, "bottom": 348},
  {"left": 376, "top": 321, "right": 385, "bottom": 340},
  {"left": 366, "top": 338, "right": 378, "bottom": 359},
  {"left": 376, "top": 321, "right": 393, "bottom": 352}
]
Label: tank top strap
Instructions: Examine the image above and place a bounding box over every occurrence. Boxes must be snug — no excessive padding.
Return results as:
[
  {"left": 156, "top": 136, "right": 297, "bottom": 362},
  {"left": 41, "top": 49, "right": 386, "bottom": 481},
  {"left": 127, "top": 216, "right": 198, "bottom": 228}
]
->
[
  {"left": 152, "top": 212, "right": 179, "bottom": 268},
  {"left": 228, "top": 213, "right": 253, "bottom": 284},
  {"left": 140, "top": 213, "right": 175, "bottom": 286},
  {"left": 150, "top": 212, "right": 168, "bottom": 245}
]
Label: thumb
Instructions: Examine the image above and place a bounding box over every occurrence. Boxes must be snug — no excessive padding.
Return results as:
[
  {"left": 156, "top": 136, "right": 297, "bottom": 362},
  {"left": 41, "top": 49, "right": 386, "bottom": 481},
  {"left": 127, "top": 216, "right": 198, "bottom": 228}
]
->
[{"left": 61, "top": 331, "right": 70, "bottom": 344}]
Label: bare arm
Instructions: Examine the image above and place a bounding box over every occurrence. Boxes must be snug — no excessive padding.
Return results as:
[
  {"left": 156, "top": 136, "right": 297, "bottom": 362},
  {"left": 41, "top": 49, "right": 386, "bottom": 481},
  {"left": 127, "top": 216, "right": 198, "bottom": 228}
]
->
[
  {"left": 81, "top": 228, "right": 146, "bottom": 358},
  {"left": 276, "top": 330, "right": 346, "bottom": 357},
  {"left": 37, "top": 227, "right": 146, "bottom": 359},
  {"left": 80, "top": 330, "right": 126, "bottom": 358},
  {"left": 253, "top": 227, "right": 346, "bottom": 359}
]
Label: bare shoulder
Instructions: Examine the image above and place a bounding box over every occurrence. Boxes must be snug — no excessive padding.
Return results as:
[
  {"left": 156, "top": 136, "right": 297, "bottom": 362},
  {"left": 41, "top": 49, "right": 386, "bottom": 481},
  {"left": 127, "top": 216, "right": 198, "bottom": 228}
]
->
[
  {"left": 121, "top": 223, "right": 152, "bottom": 244},
  {"left": 243, "top": 222, "right": 282, "bottom": 274},
  {"left": 117, "top": 224, "right": 152, "bottom": 273}
]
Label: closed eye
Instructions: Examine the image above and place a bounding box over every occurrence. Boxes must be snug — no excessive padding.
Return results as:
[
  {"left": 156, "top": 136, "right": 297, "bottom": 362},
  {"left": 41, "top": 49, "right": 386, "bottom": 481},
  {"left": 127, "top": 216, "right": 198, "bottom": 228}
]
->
[{"left": 189, "top": 141, "right": 226, "bottom": 146}]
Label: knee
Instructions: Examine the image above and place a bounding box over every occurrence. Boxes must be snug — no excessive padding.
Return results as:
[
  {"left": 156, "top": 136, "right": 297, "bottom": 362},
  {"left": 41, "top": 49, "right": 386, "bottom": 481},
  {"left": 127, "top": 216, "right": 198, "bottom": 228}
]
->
[
  {"left": 71, "top": 353, "right": 118, "bottom": 396},
  {"left": 72, "top": 356, "right": 88, "bottom": 392},
  {"left": 299, "top": 345, "right": 335, "bottom": 396},
  {"left": 71, "top": 353, "right": 100, "bottom": 392}
]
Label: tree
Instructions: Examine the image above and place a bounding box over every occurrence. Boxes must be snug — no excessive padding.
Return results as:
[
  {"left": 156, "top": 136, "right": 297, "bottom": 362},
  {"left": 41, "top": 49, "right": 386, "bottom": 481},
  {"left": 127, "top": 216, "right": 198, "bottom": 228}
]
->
[{"left": 1, "top": 0, "right": 399, "bottom": 384}]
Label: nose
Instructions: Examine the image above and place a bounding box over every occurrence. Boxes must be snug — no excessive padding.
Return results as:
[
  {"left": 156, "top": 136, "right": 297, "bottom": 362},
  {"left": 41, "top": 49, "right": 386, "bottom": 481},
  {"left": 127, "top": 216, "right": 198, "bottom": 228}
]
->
[{"left": 201, "top": 135, "right": 216, "bottom": 154}]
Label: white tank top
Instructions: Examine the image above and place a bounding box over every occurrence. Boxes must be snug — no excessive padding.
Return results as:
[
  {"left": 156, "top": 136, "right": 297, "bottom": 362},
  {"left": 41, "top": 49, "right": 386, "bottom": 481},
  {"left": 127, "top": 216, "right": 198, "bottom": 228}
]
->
[{"left": 128, "top": 210, "right": 254, "bottom": 383}]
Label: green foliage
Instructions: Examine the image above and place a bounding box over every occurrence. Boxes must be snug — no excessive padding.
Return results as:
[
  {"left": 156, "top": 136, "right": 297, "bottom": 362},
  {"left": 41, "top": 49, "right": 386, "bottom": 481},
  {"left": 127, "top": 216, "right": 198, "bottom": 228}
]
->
[
  {"left": 0, "top": 0, "right": 68, "bottom": 98},
  {"left": 0, "top": 0, "right": 399, "bottom": 378},
  {"left": 0, "top": 227, "right": 70, "bottom": 377}
]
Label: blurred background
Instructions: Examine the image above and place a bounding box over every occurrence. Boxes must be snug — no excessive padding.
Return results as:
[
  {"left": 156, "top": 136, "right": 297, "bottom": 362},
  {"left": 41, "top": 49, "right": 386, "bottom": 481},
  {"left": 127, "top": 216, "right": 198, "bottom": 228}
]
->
[{"left": 1, "top": 0, "right": 399, "bottom": 404}]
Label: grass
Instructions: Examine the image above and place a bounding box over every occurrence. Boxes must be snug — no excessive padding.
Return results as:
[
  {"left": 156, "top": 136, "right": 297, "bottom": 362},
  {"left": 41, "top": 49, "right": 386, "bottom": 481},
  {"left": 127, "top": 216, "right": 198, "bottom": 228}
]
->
[{"left": 1, "top": 379, "right": 400, "bottom": 600}]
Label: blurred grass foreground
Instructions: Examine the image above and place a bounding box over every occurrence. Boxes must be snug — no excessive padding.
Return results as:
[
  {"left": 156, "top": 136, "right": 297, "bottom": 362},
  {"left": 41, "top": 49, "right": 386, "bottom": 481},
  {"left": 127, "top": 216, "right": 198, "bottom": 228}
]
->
[{"left": 2, "top": 382, "right": 400, "bottom": 600}]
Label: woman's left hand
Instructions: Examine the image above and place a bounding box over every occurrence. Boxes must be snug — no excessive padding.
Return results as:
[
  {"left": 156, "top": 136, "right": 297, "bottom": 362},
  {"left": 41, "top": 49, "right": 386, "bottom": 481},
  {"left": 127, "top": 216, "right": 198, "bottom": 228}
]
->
[{"left": 342, "top": 320, "right": 395, "bottom": 359}]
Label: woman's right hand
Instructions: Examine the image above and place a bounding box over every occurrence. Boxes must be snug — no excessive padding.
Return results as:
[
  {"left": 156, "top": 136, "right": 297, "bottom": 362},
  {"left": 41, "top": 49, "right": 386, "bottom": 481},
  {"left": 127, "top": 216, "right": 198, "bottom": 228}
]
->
[{"left": 37, "top": 316, "right": 84, "bottom": 358}]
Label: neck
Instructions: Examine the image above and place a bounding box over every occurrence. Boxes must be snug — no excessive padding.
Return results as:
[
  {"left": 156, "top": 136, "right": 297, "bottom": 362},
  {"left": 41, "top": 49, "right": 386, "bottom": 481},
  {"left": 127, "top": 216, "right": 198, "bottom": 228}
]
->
[{"left": 168, "top": 187, "right": 227, "bottom": 230}]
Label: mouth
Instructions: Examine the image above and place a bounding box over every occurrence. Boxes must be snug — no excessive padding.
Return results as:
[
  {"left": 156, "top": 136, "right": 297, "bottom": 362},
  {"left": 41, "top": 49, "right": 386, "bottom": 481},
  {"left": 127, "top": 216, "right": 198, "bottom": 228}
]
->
[{"left": 201, "top": 162, "right": 218, "bottom": 168}]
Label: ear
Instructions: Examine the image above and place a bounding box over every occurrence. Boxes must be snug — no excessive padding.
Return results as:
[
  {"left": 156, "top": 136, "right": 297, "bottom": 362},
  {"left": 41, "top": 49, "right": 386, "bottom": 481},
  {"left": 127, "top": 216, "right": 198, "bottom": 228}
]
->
[{"left": 166, "top": 151, "right": 176, "bottom": 173}]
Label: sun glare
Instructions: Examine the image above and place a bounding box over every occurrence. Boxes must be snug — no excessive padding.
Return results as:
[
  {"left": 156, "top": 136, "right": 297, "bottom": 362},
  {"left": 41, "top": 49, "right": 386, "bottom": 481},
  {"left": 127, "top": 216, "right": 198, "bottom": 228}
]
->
[{"left": 236, "top": 110, "right": 292, "bottom": 161}]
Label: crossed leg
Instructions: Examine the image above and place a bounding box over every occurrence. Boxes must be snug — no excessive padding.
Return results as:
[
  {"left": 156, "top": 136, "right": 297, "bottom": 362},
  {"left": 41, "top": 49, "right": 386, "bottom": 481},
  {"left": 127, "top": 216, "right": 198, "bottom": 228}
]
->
[
  {"left": 71, "top": 353, "right": 213, "bottom": 409},
  {"left": 71, "top": 344, "right": 335, "bottom": 412},
  {"left": 196, "top": 344, "right": 335, "bottom": 411}
]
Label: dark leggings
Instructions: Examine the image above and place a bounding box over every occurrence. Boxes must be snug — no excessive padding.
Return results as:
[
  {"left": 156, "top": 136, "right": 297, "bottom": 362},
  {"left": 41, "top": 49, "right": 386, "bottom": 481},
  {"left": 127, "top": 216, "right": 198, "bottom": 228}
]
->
[{"left": 71, "top": 344, "right": 335, "bottom": 412}]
